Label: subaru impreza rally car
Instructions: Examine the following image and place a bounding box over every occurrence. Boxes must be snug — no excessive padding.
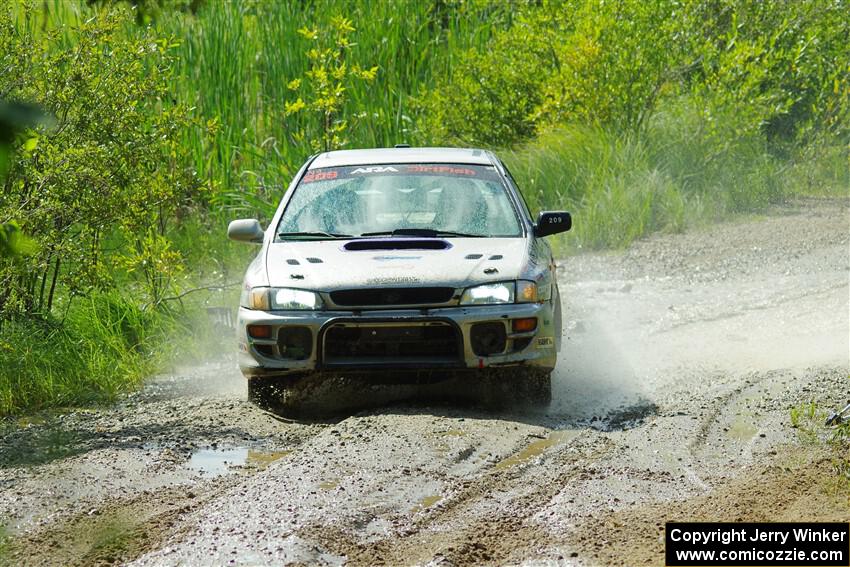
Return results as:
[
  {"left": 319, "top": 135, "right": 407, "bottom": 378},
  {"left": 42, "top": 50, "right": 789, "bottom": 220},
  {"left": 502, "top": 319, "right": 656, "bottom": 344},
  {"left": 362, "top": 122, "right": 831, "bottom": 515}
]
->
[{"left": 228, "top": 146, "right": 571, "bottom": 411}]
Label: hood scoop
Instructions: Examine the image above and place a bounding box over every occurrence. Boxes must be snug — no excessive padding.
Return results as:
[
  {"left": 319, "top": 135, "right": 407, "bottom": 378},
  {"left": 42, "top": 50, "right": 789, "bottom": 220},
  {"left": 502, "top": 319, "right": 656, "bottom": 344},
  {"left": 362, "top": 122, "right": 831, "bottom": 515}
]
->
[{"left": 344, "top": 239, "right": 449, "bottom": 251}]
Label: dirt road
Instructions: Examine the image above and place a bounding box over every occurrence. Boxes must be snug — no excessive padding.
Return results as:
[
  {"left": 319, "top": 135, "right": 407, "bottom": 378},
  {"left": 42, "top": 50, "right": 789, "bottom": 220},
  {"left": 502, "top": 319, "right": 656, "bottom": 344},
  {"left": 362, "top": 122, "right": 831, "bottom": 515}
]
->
[{"left": 2, "top": 198, "right": 848, "bottom": 566}]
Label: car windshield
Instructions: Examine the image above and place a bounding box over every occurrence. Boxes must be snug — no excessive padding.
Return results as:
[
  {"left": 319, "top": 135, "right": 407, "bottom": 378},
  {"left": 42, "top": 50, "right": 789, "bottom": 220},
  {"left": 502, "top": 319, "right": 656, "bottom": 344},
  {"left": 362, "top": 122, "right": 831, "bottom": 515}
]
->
[{"left": 275, "top": 164, "right": 522, "bottom": 239}]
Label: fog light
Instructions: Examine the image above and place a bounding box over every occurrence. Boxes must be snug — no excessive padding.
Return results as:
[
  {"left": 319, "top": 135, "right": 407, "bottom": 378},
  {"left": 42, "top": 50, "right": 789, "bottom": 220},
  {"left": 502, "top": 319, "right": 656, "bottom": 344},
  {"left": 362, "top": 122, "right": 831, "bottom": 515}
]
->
[
  {"left": 512, "top": 318, "right": 537, "bottom": 332},
  {"left": 247, "top": 324, "right": 272, "bottom": 339},
  {"left": 278, "top": 326, "right": 312, "bottom": 360},
  {"left": 470, "top": 322, "right": 507, "bottom": 356}
]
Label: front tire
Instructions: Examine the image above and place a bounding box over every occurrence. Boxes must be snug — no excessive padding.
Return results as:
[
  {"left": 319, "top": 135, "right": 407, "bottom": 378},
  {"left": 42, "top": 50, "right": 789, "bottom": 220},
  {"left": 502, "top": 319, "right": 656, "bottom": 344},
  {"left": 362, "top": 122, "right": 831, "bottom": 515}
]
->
[
  {"left": 520, "top": 368, "right": 552, "bottom": 407},
  {"left": 247, "top": 375, "right": 298, "bottom": 413}
]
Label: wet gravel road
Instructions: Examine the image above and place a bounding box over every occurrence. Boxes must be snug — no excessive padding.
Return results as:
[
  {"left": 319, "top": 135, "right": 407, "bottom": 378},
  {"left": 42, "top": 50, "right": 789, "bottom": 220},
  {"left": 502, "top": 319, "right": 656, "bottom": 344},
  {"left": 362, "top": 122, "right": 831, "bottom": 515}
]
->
[{"left": 1, "top": 198, "right": 848, "bottom": 566}]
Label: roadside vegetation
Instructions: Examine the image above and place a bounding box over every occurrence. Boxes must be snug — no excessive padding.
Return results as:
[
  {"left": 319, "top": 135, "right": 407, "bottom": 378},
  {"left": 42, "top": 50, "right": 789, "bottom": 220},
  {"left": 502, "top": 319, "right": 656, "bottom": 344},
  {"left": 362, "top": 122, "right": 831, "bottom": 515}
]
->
[
  {"left": 791, "top": 400, "right": 850, "bottom": 492},
  {"left": 0, "top": 0, "right": 847, "bottom": 415}
]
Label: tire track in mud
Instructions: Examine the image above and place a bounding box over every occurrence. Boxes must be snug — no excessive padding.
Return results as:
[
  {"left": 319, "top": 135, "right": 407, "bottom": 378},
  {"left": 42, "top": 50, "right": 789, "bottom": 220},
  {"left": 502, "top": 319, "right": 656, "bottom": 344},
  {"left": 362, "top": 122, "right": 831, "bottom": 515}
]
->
[
  {"left": 303, "top": 429, "right": 616, "bottom": 565},
  {"left": 2, "top": 482, "right": 236, "bottom": 567},
  {"left": 686, "top": 370, "right": 782, "bottom": 456}
]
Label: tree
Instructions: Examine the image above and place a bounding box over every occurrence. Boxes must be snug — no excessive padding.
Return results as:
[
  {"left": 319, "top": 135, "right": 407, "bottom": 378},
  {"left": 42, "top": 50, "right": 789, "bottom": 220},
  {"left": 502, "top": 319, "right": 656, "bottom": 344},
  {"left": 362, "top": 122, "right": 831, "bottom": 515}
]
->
[{"left": 0, "top": 6, "right": 201, "bottom": 317}]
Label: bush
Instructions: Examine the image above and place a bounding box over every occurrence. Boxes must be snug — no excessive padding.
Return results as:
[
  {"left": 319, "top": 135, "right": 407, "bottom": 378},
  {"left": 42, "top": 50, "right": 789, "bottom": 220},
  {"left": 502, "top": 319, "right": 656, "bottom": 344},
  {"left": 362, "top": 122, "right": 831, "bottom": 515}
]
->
[
  {"left": 0, "top": 5, "right": 202, "bottom": 318},
  {"left": 420, "top": 0, "right": 849, "bottom": 149},
  {"left": 504, "top": 126, "right": 686, "bottom": 250}
]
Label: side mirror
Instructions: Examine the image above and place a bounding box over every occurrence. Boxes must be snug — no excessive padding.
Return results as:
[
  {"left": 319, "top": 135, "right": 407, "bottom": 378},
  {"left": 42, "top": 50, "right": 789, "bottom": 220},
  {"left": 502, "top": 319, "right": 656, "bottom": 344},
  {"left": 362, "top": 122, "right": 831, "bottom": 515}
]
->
[
  {"left": 533, "top": 211, "right": 572, "bottom": 237},
  {"left": 227, "top": 219, "right": 264, "bottom": 243}
]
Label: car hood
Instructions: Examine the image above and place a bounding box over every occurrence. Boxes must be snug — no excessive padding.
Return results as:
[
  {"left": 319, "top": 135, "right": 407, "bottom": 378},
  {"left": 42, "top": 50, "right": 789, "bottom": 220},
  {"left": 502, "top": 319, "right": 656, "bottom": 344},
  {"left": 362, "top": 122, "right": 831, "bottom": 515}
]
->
[{"left": 264, "top": 237, "right": 528, "bottom": 290}]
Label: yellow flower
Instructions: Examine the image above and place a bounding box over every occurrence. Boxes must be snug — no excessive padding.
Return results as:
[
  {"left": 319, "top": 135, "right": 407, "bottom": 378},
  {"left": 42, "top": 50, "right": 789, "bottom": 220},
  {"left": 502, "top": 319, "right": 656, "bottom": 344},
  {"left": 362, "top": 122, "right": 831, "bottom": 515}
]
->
[
  {"left": 284, "top": 98, "right": 306, "bottom": 116},
  {"left": 330, "top": 16, "right": 355, "bottom": 34},
  {"left": 297, "top": 27, "right": 317, "bottom": 40},
  {"left": 359, "top": 65, "right": 379, "bottom": 81}
]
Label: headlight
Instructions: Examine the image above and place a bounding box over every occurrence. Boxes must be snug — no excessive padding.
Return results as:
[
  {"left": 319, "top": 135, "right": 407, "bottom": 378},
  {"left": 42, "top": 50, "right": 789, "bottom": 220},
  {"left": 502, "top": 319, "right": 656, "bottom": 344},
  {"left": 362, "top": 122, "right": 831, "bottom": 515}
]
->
[
  {"left": 460, "top": 280, "right": 547, "bottom": 305},
  {"left": 241, "top": 287, "right": 323, "bottom": 310},
  {"left": 460, "top": 282, "right": 515, "bottom": 305}
]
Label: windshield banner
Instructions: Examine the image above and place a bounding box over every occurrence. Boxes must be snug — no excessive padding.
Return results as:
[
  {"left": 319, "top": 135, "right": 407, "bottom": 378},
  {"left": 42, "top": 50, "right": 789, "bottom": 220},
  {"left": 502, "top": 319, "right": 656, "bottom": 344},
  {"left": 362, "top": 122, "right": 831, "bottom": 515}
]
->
[{"left": 301, "top": 164, "right": 500, "bottom": 184}]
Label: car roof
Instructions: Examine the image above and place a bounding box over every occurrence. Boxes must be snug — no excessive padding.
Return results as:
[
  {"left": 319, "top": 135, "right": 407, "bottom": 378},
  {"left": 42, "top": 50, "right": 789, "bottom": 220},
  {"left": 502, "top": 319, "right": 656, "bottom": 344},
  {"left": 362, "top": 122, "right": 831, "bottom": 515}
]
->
[{"left": 308, "top": 147, "right": 495, "bottom": 169}]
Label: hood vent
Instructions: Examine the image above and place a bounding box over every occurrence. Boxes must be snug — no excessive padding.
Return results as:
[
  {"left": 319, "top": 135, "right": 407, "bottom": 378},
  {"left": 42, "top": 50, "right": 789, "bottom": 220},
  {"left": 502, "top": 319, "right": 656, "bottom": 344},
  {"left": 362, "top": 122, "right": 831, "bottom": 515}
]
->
[{"left": 344, "top": 239, "right": 449, "bottom": 251}]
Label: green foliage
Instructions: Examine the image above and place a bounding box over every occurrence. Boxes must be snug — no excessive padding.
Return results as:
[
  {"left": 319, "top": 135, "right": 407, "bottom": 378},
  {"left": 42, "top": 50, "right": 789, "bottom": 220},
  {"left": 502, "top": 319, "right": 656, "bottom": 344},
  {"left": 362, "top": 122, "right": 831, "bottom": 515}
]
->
[
  {"left": 160, "top": 0, "right": 507, "bottom": 214},
  {"left": 421, "top": 0, "right": 849, "bottom": 149},
  {"left": 536, "top": 0, "right": 682, "bottom": 134},
  {"left": 502, "top": 102, "right": 814, "bottom": 252},
  {"left": 418, "top": 5, "right": 560, "bottom": 146},
  {"left": 790, "top": 399, "right": 850, "bottom": 488},
  {"left": 0, "top": 4, "right": 203, "bottom": 318},
  {"left": 86, "top": 0, "right": 203, "bottom": 26},
  {"left": 0, "top": 100, "right": 51, "bottom": 177},
  {"left": 790, "top": 400, "right": 818, "bottom": 431},
  {"left": 0, "top": 100, "right": 51, "bottom": 261},
  {"left": 119, "top": 231, "right": 185, "bottom": 309},
  {"left": 0, "top": 222, "right": 37, "bottom": 258},
  {"left": 0, "top": 526, "right": 9, "bottom": 567},
  {"left": 682, "top": 0, "right": 850, "bottom": 147}
]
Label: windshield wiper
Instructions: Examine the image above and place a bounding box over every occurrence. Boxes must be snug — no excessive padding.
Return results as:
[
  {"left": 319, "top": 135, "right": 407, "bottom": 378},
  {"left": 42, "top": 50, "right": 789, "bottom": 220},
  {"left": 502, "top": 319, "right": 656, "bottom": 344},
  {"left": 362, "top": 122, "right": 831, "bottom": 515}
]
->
[
  {"left": 277, "top": 231, "right": 353, "bottom": 240},
  {"left": 359, "top": 228, "right": 484, "bottom": 238}
]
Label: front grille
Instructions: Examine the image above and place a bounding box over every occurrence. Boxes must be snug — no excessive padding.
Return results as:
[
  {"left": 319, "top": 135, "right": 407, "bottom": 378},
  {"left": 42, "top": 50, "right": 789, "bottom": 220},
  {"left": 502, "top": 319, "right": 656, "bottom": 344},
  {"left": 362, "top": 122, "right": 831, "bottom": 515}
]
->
[
  {"left": 329, "top": 287, "right": 455, "bottom": 307},
  {"left": 323, "top": 322, "right": 460, "bottom": 366}
]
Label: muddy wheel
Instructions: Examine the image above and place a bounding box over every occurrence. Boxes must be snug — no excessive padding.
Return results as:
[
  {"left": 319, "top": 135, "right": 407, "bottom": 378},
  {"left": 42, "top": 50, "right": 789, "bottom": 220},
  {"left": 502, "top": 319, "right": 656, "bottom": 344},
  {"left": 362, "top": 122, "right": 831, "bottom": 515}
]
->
[
  {"left": 519, "top": 368, "right": 552, "bottom": 407},
  {"left": 247, "top": 375, "right": 299, "bottom": 413},
  {"left": 479, "top": 368, "right": 552, "bottom": 409}
]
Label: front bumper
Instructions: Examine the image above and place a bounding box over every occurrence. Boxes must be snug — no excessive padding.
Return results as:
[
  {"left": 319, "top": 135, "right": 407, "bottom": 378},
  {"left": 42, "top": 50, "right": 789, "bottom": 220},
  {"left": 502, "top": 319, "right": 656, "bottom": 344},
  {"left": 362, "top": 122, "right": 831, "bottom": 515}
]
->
[{"left": 237, "top": 302, "right": 558, "bottom": 378}]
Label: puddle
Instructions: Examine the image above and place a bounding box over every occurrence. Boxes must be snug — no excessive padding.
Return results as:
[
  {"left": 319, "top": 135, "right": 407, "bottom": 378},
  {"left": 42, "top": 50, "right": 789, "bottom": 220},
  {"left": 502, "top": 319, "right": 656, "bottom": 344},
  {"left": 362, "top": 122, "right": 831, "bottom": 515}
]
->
[
  {"left": 188, "top": 447, "right": 248, "bottom": 475},
  {"left": 727, "top": 416, "right": 758, "bottom": 442},
  {"left": 16, "top": 415, "right": 47, "bottom": 428},
  {"left": 429, "top": 429, "right": 467, "bottom": 458},
  {"left": 411, "top": 494, "right": 442, "bottom": 512},
  {"left": 495, "top": 430, "right": 580, "bottom": 471},
  {"left": 188, "top": 447, "right": 291, "bottom": 475},
  {"left": 246, "top": 450, "right": 291, "bottom": 470},
  {"left": 431, "top": 442, "right": 450, "bottom": 457},
  {"left": 319, "top": 479, "right": 339, "bottom": 491}
]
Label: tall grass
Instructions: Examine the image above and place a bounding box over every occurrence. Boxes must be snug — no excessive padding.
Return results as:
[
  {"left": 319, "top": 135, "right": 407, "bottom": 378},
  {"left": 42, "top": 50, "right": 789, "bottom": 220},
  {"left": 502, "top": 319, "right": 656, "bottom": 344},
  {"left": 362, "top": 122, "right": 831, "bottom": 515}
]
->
[
  {"left": 0, "top": 292, "right": 170, "bottom": 415},
  {"left": 504, "top": 103, "right": 849, "bottom": 252},
  {"left": 160, "top": 0, "right": 508, "bottom": 215}
]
